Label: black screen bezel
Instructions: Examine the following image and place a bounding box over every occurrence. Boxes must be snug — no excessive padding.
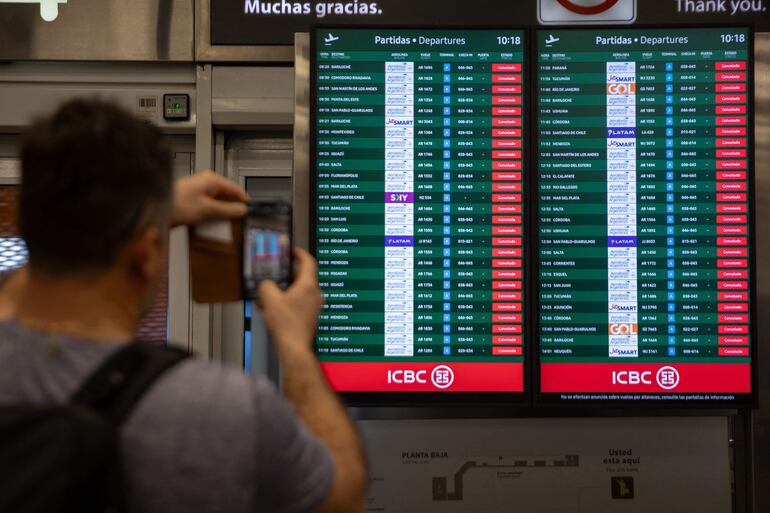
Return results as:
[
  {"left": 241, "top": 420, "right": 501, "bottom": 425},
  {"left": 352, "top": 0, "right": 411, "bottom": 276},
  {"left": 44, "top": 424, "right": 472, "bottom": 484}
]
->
[
  {"left": 309, "top": 25, "right": 532, "bottom": 406},
  {"left": 531, "top": 24, "right": 758, "bottom": 408}
]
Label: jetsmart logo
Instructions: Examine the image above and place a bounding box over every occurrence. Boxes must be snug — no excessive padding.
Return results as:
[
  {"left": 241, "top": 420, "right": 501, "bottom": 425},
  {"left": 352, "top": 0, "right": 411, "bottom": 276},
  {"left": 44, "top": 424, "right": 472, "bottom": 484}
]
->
[{"left": 1, "top": 0, "right": 67, "bottom": 21}]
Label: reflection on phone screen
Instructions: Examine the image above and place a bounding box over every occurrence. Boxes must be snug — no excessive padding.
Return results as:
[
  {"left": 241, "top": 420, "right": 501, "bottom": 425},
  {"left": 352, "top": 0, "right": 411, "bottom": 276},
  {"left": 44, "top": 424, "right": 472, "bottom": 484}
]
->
[{"left": 244, "top": 215, "right": 291, "bottom": 297}]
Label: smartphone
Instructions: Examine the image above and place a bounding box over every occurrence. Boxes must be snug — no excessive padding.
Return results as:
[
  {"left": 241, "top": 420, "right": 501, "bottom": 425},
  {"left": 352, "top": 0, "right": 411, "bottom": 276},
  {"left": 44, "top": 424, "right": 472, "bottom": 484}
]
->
[{"left": 243, "top": 200, "right": 292, "bottom": 298}]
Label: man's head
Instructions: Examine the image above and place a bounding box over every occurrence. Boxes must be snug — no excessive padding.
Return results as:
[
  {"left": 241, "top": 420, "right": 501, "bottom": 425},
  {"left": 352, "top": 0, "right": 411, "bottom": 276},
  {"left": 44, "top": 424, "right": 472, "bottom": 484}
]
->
[{"left": 19, "top": 99, "right": 172, "bottom": 314}]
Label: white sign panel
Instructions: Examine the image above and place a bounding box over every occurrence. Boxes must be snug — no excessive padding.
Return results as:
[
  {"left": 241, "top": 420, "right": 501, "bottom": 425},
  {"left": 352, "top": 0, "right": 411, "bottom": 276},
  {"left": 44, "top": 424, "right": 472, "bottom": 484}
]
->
[
  {"left": 0, "top": 0, "right": 67, "bottom": 21},
  {"left": 360, "top": 417, "right": 729, "bottom": 512}
]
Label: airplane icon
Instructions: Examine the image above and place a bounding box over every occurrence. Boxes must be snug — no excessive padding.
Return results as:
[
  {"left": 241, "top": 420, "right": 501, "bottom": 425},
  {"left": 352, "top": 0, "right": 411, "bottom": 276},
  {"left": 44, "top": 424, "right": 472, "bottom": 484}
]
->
[
  {"left": 545, "top": 34, "right": 560, "bottom": 47},
  {"left": 324, "top": 33, "right": 340, "bottom": 46}
]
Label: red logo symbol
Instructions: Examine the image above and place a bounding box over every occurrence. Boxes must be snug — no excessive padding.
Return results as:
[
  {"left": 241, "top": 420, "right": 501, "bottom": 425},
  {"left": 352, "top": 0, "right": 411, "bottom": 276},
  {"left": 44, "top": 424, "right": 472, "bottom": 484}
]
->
[
  {"left": 656, "top": 366, "right": 680, "bottom": 390},
  {"left": 431, "top": 365, "right": 455, "bottom": 389},
  {"left": 557, "top": 0, "right": 619, "bottom": 14}
]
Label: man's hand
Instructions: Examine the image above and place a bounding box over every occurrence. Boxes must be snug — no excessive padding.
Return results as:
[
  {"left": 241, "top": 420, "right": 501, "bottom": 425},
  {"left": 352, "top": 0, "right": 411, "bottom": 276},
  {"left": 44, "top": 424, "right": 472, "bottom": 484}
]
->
[
  {"left": 257, "top": 248, "right": 324, "bottom": 357},
  {"left": 172, "top": 171, "right": 248, "bottom": 227}
]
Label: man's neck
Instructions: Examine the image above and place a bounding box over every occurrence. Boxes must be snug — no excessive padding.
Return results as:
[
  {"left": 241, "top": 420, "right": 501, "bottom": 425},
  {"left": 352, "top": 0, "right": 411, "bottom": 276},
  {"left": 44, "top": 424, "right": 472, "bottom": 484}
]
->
[{"left": 15, "top": 268, "right": 140, "bottom": 343}]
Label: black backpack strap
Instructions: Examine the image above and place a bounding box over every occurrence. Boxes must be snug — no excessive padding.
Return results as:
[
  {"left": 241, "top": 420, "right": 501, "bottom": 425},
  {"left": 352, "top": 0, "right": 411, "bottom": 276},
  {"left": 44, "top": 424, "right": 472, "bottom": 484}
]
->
[{"left": 70, "top": 343, "right": 189, "bottom": 425}]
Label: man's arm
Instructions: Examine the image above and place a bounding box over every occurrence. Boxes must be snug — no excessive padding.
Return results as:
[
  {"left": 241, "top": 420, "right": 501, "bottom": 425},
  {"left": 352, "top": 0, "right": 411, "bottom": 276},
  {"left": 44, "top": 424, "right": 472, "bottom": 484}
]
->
[{"left": 258, "top": 250, "right": 367, "bottom": 513}]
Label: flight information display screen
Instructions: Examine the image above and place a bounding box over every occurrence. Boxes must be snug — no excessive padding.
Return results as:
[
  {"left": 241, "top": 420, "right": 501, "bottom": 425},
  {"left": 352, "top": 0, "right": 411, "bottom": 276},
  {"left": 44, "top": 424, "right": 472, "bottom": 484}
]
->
[
  {"left": 312, "top": 28, "right": 527, "bottom": 396},
  {"left": 536, "top": 27, "right": 754, "bottom": 404}
]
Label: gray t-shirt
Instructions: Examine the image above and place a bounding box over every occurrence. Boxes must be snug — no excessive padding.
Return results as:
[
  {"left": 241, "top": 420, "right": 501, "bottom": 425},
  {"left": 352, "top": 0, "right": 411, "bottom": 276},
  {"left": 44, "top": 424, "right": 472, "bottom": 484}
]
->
[{"left": 0, "top": 321, "right": 334, "bottom": 513}]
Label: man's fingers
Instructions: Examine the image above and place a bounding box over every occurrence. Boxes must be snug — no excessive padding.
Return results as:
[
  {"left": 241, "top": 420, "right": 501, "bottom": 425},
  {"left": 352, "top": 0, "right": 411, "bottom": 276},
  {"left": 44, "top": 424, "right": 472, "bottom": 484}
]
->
[
  {"left": 257, "top": 279, "right": 282, "bottom": 308},
  {"left": 292, "top": 248, "right": 318, "bottom": 286},
  {"left": 201, "top": 172, "right": 248, "bottom": 201}
]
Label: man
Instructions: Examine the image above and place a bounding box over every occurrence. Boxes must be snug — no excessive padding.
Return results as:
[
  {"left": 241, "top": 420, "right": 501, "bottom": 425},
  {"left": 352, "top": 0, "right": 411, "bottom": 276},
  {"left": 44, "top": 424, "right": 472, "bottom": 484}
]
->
[{"left": 0, "top": 99, "right": 366, "bottom": 513}]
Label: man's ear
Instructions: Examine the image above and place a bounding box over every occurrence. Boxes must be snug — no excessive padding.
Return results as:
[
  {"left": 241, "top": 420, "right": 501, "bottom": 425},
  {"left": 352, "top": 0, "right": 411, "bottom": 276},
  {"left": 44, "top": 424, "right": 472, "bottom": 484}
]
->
[{"left": 126, "top": 225, "right": 162, "bottom": 282}]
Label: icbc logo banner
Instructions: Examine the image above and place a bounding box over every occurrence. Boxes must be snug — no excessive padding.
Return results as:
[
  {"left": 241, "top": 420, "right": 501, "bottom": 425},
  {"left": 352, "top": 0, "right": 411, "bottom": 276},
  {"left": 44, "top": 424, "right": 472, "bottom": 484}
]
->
[
  {"left": 611, "top": 366, "right": 681, "bottom": 390},
  {"left": 387, "top": 365, "right": 455, "bottom": 389}
]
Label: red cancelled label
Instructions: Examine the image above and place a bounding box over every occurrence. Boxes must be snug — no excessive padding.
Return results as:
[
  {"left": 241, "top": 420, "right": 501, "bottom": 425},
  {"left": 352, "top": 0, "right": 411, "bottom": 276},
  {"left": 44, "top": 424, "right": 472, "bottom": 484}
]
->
[
  {"left": 491, "top": 85, "right": 521, "bottom": 94},
  {"left": 715, "top": 105, "right": 746, "bottom": 114},
  {"left": 715, "top": 182, "right": 746, "bottom": 191},
  {"left": 492, "top": 128, "right": 521, "bottom": 137},
  {"left": 492, "top": 150, "right": 521, "bottom": 159},
  {"left": 716, "top": 246, "right": 747, "bottom": 256},
  {"left": 719, "top": 336, "right": 749, "bottom": 345},
  {"left": 718, "top": 325, "right": 749, "bottom": 334},
  {"left": 492, "top": 247, "right": 521, "bottom": 257},
  {"left": 492, "top": 204, "right": 522, "bottom": 213},
  {"left": 492, "top": 96, "right": 522, "bottom": 105},
  {"left": 492, "top": 280, "right": 522, "bottom": 290},
  {"left": 719, "top": 314, "right": 749, "bottom": 323},
  {"left": 492, "top": 161, "right": 522, "bottom": 170},
  {"left": 716, "top": 116, "right": 746, "bottom": 125},
  {"left": 492, "top": 107, "right": 521, "bottom": 116},
  {"left": 492, "top": 291, "right": 521, "bottom": 301},
  {"left": 715, "top": 72, "right": 746, "bottom": 81},
  {"left": 492, "top": 335, "right": 522, "bottom": 345},
  {"left": 717, "top": 259, "right": 747, "bottom": 268},
  {"left": 492, "top": 237, "right": 522, "bottom": 246},
  {"left": 493, "top": 346, "right": 522, "bottom": 356},
  {"left": 717, "top": 270, "right": 748, "bottom": 279},
  {"left": 491, "top": 225, "right": 522, "bottom": 234},
  {"left": 716, "top": 204, "right": 747, "bottom": 213},
  {"left": 492, "top": 139, "right": 521, "bottom": 148},
  {"left": 492, "top": 313, "right": 522, "bottom": 323},
  {"left": 540, "top": 363, "right": 751, "bottom": 393},
  {"left": 492, "top": 270, "right": 522, "bottom": 279},
  {"left": 492, "top": 116, "right": 522, "bottom": 125},
  {"left": 715, "top": 138, "right": 746, "bottom": 146},
  {"left": 321, "top": 362, "right": 524, "bottom": 392},
  {"left": 716, "top": 94, "right": 747, "bottom": 103},
  {"left": 719, "top": 347, "right": 749, "bottom": 357},
  {"left": 492, "top": 63, "right": 522, "bottom": 72},
  {"left": 492, "top": 74, "right": 522, "bottom": 83},
  {"left": 716, "top": 225, "right": 747, "bottom": 235},
  {"left": 715, "top": 83, "right": 746, "bottom": 92},
  {"left": 716, "top": 171, "right": 746, "bottom": 180},
  {"left": 715, "top": 160, "right": 746, "bottom": 169},
  {"left": 716, "top": 149, "right": 746, "bottom": 158},
  {"left": 492, "top": 194, "right": 522, "bottom": 203},
  {"left": 718, "top": 281, "right": 748, "bottom": 290},
  {"left": 491, "top": 182, "right": 522, "bottom": 192},
  {"left": 492, "top": 215, "right": 522, "bottom": 224},
  {"left": 492, "top": 259, "right": 522, "bottom": 268},
  {"left": 719, "top": 291, "right": 748, "bottom": 300},
  {"left": 716, "top": 193, "right": 746, "bottom": 202},
  {"left": 492, "top": 324, "right": 522, "bottom": 334},
  {"left": 492, "top": 172, "right": 522, "bottom": 181},
  {"left": 716, "top": 127, "right": 746, "bottom": 136},
  {"left": 715, "top": 61, "right": 746, "bottom": 70},
  {"left": 716, "top": 236, "right": 747, "bottom": 245},
  {"left": 718, "top": 303, "right": 749, "bottom": 312}
]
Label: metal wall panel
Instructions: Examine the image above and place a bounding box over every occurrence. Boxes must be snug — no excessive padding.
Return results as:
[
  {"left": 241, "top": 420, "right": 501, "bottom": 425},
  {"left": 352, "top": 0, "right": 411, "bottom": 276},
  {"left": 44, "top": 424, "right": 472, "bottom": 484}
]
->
[{"left": 0, "top": 0, "right": 194, "bottom": 61}]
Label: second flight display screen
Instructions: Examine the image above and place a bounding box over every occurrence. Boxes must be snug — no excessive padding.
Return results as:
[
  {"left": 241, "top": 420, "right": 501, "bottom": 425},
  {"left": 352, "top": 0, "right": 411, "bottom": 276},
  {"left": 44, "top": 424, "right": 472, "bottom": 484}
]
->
[
  {"left": 314, "top": 29, "right": 527, "bottom": 394},
  {"left": 537, "top": 27, "right": 753, "bottom": 402}
]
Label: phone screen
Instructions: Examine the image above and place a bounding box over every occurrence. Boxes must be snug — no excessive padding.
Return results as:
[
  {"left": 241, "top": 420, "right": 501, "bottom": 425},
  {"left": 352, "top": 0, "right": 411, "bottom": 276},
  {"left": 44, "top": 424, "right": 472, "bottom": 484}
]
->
[{"left": 243, "top": 202, "right": 292, "bottom": 298}]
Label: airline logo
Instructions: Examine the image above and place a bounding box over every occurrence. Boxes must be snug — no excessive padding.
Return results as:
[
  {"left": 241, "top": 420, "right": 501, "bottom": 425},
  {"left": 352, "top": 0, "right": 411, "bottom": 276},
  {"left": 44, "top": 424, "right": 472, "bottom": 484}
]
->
[
  {"left": 607, "top": 83, "right": 636, "bottom": 95},
  {"left": 538, "top": 0, "right": 636, "bottom": 24},
  {"left": 608, "top": 323, "right": 637, "bottom": 335}
]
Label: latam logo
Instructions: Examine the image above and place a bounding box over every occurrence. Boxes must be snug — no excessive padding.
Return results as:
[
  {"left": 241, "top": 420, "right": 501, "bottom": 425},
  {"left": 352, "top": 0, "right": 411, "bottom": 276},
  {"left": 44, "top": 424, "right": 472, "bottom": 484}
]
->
[
  {"left": 611, "top": 367, "right": 681, "bottom": 390},
  {"left": 387, "top": 365, "right": 455, "bottom": 389},
  {"left": 607, "top": 83, "right": 636, "bottom": 95}
]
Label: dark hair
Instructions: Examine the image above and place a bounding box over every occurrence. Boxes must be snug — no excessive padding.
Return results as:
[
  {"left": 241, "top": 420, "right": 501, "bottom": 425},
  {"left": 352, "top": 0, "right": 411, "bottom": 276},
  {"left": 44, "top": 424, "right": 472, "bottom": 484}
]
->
[{"left": 19, "top": 99, "right": 172, "bottom": 274}]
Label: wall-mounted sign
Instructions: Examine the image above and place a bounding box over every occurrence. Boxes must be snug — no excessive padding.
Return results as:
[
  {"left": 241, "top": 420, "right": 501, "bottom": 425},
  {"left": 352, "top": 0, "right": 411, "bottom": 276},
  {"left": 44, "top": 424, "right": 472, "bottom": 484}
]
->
[
  {"left": 0, "top": 0, "right": 67, "bottom": 21},
  {"left": 210, "top": 0, "right": 768, "bottom": 46}
]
